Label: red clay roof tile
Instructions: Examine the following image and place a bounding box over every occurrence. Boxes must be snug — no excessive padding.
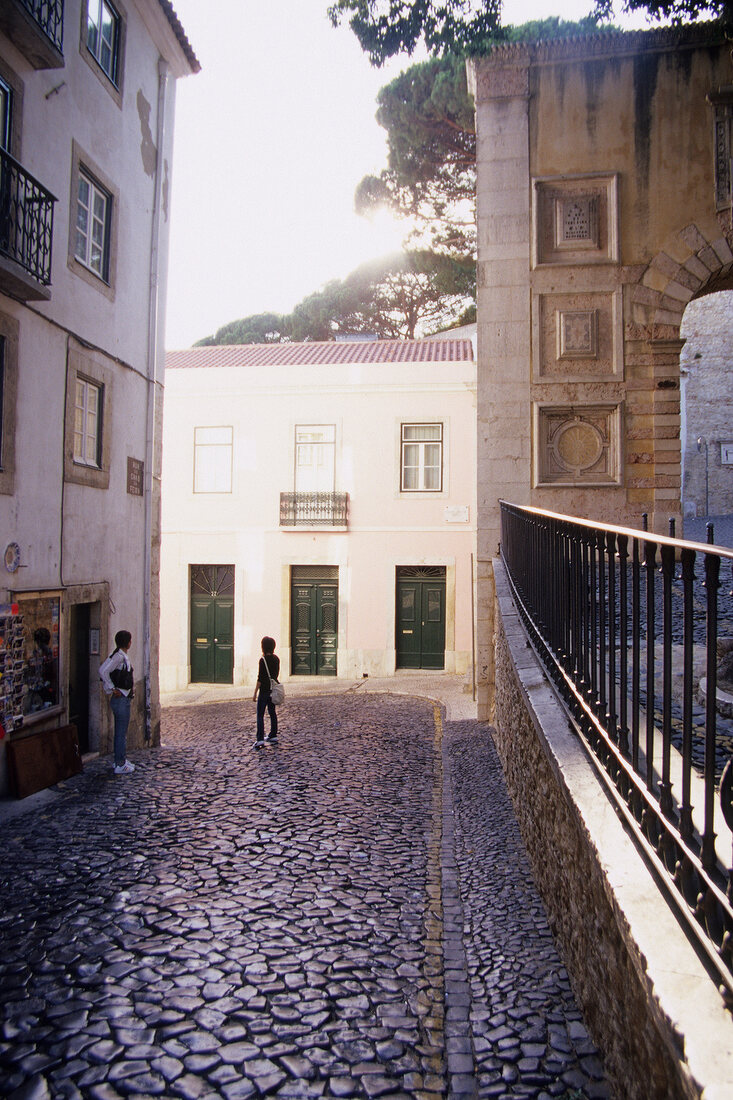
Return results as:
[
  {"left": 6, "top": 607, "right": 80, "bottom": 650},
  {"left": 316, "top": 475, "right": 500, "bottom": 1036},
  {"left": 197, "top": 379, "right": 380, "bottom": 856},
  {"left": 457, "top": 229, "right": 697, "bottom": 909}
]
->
[{"left": 166, "top": 340, "right": 474, "bottom": 370}]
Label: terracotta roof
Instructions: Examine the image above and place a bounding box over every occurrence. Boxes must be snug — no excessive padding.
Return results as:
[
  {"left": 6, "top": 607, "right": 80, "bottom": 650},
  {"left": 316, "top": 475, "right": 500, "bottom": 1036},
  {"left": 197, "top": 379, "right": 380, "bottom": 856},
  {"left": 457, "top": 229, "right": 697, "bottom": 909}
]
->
[
  {"left": 158, "top": 1, "right": 201, "bottom": 73},
  {"left": 166, "top": 340, "right": 474, "bottom": 370}
]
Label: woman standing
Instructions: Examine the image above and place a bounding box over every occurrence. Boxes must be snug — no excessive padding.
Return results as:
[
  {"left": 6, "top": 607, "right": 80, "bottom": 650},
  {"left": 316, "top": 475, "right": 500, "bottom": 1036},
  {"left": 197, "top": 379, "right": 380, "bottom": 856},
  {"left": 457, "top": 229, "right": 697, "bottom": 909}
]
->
[
  {"left": 252, "top": 636, "right": 279, "bottom": 749},
  {"left": 99, "top": 630, "right": 135, "bottom": 775}
]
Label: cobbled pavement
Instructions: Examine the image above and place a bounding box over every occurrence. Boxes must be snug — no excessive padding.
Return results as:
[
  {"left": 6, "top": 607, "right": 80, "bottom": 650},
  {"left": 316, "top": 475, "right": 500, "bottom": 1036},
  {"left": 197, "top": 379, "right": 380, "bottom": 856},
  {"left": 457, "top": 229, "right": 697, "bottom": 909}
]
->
[{"left": 0, "top": 694, "right": 610, "bottom": 1100}]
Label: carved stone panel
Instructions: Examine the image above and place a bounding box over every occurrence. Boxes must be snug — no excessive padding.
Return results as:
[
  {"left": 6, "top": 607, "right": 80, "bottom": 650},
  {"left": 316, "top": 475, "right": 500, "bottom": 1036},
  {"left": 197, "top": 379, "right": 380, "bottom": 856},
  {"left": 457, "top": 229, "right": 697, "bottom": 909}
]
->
[
  {"left": 709, "top": 92, "right": 732, "bottom": 222},
  {"left": 533, "top": 290, "right": 622, "bottom": 380},
  {"left": 532, "top": 174, "right": 619, "bottom": 266},
  {"left": 535, "top": 404, "right": 621, "bottom": 486}
]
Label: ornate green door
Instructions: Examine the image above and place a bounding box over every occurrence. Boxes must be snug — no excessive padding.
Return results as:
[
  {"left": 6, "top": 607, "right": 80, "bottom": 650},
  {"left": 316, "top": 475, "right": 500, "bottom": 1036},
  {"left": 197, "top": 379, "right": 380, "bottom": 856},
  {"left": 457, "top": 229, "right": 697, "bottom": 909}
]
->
[
  {"left": 291, "top": 566, "right": 338, "bottom": 675},
  {"left": 396, "top": 567, "right": 446, "bottom": 670},
  {"left": 190, "top": 565, "right": 234, "bottom": 683}
]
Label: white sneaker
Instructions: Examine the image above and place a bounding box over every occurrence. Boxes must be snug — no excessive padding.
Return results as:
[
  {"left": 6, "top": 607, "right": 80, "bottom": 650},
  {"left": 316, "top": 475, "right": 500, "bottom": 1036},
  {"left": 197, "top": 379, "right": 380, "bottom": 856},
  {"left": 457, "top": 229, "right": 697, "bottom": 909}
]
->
[{"left": 114, "top": 761, "right": 135, "bottom": 774}]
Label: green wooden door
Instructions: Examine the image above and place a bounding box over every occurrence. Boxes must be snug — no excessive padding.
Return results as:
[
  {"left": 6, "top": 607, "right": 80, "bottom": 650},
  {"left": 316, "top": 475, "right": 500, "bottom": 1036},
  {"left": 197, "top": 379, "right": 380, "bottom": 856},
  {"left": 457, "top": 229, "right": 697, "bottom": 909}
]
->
[
  {"left": 291, "top": 567, "right": 338, "bottom": 676},
  {"left": 396, "top": 567, "right": 446, "bottom": 670},
  {"left": 190, "top": 565, "right": 234, "bottom": 683}
]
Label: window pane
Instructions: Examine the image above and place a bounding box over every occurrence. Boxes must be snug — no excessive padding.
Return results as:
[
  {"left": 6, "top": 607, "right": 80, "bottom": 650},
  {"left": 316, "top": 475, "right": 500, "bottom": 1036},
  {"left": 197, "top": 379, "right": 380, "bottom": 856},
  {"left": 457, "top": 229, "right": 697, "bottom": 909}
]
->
[
  {"left": 0, "top": 80, "right": 12, "bottom": 153},
  {"left": 194, "top": 427, "right": 232, "bottom": 493},
  {"left": 195, "top": 426, "right": 231, "bottom": 447},
  {"left": 20, "top": 595, "right": 60, "bottom": 716},
  {"left": 295, "top": 425, "right": 335, "bottom": 492},
  {"left": 423, "top": 443, "right": 441, "bottom": 489},
  {"left": 403, "top": 424, "right": 441, "bottom": 442},
  {"left": 73, "top": 378, "right": 100, "bottom": 467},
  {"left": 86, "top": 0, "right": 100, "bottom": 53}
]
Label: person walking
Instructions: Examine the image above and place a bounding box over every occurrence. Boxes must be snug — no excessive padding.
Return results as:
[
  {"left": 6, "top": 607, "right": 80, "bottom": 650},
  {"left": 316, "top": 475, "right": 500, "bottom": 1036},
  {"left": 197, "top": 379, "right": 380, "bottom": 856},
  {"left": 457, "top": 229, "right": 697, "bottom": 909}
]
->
[
  {"left": 252, "top": 636, "right": 279, "bottom": 749},
  {"left": 99, "top": 630, "right": 135, "bottom": 775}
]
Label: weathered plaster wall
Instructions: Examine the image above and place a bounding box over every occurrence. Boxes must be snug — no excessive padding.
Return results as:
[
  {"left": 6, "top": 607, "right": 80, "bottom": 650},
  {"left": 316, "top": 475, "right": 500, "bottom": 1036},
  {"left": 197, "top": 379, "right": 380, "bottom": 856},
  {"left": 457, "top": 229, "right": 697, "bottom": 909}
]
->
[{"left": 493, "top": 559, "right": 733, "bottom": 1100}]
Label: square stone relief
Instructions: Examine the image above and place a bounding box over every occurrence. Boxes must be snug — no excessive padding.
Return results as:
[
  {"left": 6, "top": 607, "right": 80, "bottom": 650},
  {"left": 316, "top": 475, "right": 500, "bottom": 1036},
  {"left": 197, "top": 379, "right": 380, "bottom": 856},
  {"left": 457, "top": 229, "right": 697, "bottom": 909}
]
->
[
  {"left": 558, "top": 309, "right": 598, "bottom": 358},
  {"left": 533, "top": 290, "right": 622, "bottom": 381},
  {"left": 532, "top": 174, "right": 619, "bottom": 266},
  {"left": 535, "top": 404, "right": 621, "bottom": 486},
  {"left": 555, "top": 195, "right": 599, "bottom": 250}
]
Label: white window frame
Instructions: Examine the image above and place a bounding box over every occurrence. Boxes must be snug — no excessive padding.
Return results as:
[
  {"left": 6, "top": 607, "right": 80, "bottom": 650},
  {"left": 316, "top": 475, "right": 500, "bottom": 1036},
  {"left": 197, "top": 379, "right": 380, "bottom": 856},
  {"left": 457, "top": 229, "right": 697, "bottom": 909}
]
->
[
  {"left": 401, "top": 423, "right": 444, "bottom": 492},
  {"left": 75, "top": 169, "right": 111, "bottom": 281},
  {"left": 85, "top": 0, "right": 120, "bottom": 85},
  {"left": 295, "top": 424, "right": 336, "bottom": 493},
  {"left": 194, "top": 426, "right": 233, "bottom": 494},
  {"left": 73, "top": 377, "right": 102, "bottom": 469}
]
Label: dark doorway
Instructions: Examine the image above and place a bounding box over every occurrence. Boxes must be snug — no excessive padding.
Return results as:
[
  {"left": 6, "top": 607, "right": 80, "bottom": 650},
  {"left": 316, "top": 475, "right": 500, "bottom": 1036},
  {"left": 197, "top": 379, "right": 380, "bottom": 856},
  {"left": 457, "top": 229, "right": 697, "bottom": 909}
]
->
[
  {"left": 396, "top": 566, "right": 446, "bottom": 670},
  {"left": 291, "top": 566, "right": 338, "bottom": 675},
  {"left": 68, "top": 602, "right": 91, "bottom": 753},
  {"left": 190, "top": 565, "right": 235, "bottom": 683}
]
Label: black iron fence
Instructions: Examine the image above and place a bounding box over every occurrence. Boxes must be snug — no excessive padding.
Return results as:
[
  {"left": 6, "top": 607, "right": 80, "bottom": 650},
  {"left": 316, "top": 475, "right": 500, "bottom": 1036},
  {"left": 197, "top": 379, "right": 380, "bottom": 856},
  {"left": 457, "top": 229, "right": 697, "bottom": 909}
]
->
[
  {"left": 0, "top": 149, "right": 55, "bottom": 285},
  {"left": 500, "top": 501, "right": 733, "bottom": 1003},
  {"left": 17, "top": 0, "right": 64, "bottom": 52},
  {"left": 280, "top": 491, "right": 349, "bottom": 527}
]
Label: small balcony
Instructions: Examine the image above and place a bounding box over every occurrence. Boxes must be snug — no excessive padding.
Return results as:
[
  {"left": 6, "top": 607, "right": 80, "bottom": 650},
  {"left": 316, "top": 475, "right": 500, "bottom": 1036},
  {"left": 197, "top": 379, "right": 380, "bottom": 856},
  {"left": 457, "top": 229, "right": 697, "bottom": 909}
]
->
[
  {"left": 0, "top": 149, "right": 56, "bottom": 301},
  {"left": 280, "top": 492, "right": 349, "bottom": 528},
  {"left": 0, "top": 0, "right": 65, "bottom": 69}
]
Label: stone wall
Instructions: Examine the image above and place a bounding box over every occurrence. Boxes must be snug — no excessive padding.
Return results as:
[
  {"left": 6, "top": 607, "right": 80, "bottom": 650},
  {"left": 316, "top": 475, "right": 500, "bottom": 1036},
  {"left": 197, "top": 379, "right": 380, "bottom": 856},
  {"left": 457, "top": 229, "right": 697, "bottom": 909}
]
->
[
  {"left": 681, "top": 291, "right": 733, "bottom": 518},
  {"left": 492, "top": 558, "right": 733, "bottom": 1100}
]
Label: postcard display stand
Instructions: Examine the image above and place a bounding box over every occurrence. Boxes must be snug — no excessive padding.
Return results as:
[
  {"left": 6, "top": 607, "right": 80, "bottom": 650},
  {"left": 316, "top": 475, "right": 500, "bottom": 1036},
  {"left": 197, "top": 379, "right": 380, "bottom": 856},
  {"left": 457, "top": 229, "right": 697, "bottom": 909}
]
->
[
  {"left": 0, "top": 603, "right": 26, "bottom": 739},
  {"left": 1, "top": 603, "right": 82, "bottom": 798}
]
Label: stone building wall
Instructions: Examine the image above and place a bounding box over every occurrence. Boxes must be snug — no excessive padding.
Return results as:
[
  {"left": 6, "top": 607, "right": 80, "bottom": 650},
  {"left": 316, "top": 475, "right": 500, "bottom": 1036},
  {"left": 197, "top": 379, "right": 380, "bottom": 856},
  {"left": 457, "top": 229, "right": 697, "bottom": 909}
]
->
[
  {"left": 492, "top": 559, "right": 733, "bottom": 1100},
  {"left": 469, "top": 26, "right": 733, "bottom": 719},
  {"left": 680, "top": 291, "right": 733, "bottom": 519}
]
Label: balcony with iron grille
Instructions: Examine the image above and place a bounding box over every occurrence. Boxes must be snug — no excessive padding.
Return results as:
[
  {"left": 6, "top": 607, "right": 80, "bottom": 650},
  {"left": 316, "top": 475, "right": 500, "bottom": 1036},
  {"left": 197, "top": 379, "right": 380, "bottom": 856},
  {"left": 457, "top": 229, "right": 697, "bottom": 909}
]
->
[
  {"left": 0, "top": 0, "right": 65, "bottom": 69},
  {"left": 0, "top": 149, "right": 56, "bottom": 301},
  {"left": 280, "top": 492, "right": 349, "bottom": 528}
]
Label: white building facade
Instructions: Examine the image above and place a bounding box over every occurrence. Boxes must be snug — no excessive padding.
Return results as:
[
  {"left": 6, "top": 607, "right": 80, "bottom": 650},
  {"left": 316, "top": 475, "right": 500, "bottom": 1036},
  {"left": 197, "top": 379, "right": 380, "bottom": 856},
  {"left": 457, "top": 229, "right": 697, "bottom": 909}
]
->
[
  {"left": 160, "top": 340, "right": 477, "bottom": 691},
  {"left": 0, "top": 1, "right": 198, "bottom": 795}
]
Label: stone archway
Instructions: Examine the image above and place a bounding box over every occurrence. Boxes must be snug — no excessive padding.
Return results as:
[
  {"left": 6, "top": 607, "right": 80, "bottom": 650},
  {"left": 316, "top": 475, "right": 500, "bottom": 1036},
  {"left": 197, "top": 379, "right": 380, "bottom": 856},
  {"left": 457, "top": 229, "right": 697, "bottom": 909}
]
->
[{"left": 469, "top": 25, "right": 733, "bottom": 717}]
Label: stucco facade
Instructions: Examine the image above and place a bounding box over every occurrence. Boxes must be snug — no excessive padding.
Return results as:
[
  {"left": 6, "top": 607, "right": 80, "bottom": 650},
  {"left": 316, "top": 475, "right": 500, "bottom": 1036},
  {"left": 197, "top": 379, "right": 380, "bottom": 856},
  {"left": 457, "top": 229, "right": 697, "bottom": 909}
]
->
[
  {"left": 0, "top": 1, "right": 197, "bottom": 794},
  {"left": 469, "top": 24, "right": 733, "bottom": 717},
  {"left": 160, "top": 340, "right": 477, "bottom": 692}
]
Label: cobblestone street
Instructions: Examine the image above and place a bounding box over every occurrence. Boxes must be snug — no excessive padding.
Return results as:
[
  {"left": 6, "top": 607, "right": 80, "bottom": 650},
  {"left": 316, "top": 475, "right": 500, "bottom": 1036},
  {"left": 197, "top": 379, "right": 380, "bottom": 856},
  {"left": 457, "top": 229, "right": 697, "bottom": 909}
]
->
[{"left": 0, "top": 693, "right": 609, "bottom": 1099}]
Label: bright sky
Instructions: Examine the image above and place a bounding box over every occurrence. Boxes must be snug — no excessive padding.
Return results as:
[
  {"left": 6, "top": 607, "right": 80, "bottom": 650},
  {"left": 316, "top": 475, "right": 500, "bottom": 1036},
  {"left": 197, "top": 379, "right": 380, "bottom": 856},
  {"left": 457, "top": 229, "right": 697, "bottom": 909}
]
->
[{"left": 165, "top": 0, "right": 649, "bottom": 349}]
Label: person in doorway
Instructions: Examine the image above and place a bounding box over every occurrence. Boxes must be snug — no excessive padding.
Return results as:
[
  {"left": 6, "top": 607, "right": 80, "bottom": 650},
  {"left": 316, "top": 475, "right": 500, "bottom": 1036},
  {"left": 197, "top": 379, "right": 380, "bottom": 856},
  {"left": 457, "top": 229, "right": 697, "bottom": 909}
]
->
[
  {"left": 252, "top": 636, "right": 279, "bottom": 749},
  {"left": 99, "top": 630, "right": 135, "bottom": 775}
]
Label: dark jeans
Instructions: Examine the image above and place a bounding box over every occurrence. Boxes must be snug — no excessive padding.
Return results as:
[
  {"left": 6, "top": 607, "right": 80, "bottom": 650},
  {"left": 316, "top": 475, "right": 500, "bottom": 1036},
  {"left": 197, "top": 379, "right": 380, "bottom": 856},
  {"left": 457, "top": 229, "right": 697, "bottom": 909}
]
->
[
  {"left": 110, "top": 693, "right": 131, "bottom": 766},
  {"left": 256, "top": 692, "right": 278, "bottom": 740}
]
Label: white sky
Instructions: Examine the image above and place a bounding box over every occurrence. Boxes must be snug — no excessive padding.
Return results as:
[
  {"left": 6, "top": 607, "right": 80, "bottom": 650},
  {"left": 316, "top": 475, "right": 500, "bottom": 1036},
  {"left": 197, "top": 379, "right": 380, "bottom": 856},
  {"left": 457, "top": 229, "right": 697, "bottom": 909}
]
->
[{"left": 165, "top": 0, "right": 649, "bottom": 349}]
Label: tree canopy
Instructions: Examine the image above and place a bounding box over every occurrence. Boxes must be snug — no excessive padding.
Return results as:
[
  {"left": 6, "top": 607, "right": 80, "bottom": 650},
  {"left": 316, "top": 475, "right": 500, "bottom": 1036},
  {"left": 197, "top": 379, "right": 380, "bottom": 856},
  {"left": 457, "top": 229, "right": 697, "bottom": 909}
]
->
[
  {"left": 355, "top": 52, "right": 476, "bottom": 255},
  {"left": 194, "top": 250, "right": 475, "bottom": 346},
  {"left": 353, "top": 19, "right": 604, "bottom": 255},
  {"left": 329, "top": 0, "right": 732, "bottom": 65}
]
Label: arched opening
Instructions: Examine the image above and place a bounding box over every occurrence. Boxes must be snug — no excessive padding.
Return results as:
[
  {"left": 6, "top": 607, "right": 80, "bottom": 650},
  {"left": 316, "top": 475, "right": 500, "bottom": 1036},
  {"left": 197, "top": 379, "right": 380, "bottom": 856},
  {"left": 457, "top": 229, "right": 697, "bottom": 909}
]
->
[{"left": 679, "top": 288, "right": 733, "bottom": 542}]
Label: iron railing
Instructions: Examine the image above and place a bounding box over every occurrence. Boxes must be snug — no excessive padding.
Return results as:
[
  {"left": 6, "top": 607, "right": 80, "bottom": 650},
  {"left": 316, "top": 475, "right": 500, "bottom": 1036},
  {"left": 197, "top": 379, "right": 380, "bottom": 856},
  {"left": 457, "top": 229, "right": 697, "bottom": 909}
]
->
[
  {"left": 500, "top": 501, "right": 733, "bottom": 1003},
  {"left": 16, "top": 0, "right": 64, "bottom": 53},
  {"left": 0, "top": 149, "right": 56, "bottom": 285},
  {"left": 280, "top": 491, "right": 349, "bottom": 527}
]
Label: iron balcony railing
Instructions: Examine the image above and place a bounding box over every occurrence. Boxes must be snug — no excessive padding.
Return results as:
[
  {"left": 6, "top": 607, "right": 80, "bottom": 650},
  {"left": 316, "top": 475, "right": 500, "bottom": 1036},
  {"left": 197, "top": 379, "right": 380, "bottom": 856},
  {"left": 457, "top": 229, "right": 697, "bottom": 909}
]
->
[
  {"left": 0, "top": 149, "right": 56, "bottom": 286},
  {"left": 280, "top": 491, "right": 349, "bottom": 527},
  {"left": 16, "top": 0, "right": 64, "bottom": 53},
  {"left": 500, "top": 501, "right": 733, "bottom": 1004}
]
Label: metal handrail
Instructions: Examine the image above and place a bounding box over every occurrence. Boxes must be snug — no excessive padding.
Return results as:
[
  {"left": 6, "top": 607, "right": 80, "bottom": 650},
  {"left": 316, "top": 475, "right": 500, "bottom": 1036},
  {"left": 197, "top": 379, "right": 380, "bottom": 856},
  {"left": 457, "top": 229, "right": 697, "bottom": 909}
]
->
[
  {"left": 0, "top": 148, "right": 56, "bottom": 285},
  {"left": 500, "top": 501, "right": 733, "bottom": 1004},
  {"left": 280, "top": 491, "right": 349, "bottom": 527}
]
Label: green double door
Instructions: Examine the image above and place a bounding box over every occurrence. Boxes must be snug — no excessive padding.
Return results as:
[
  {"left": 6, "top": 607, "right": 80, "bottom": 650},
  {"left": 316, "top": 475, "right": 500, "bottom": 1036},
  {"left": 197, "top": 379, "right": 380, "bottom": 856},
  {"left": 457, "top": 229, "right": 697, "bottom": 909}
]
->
[
  {"left": 396, "top": 567, "right": 446, "bottom": 670},
  {"left": 190, "top": 565, "right": 234, "bottom": 684},
  {"left": 291, "top": 566, "right": 338, "bottom": 676}
]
